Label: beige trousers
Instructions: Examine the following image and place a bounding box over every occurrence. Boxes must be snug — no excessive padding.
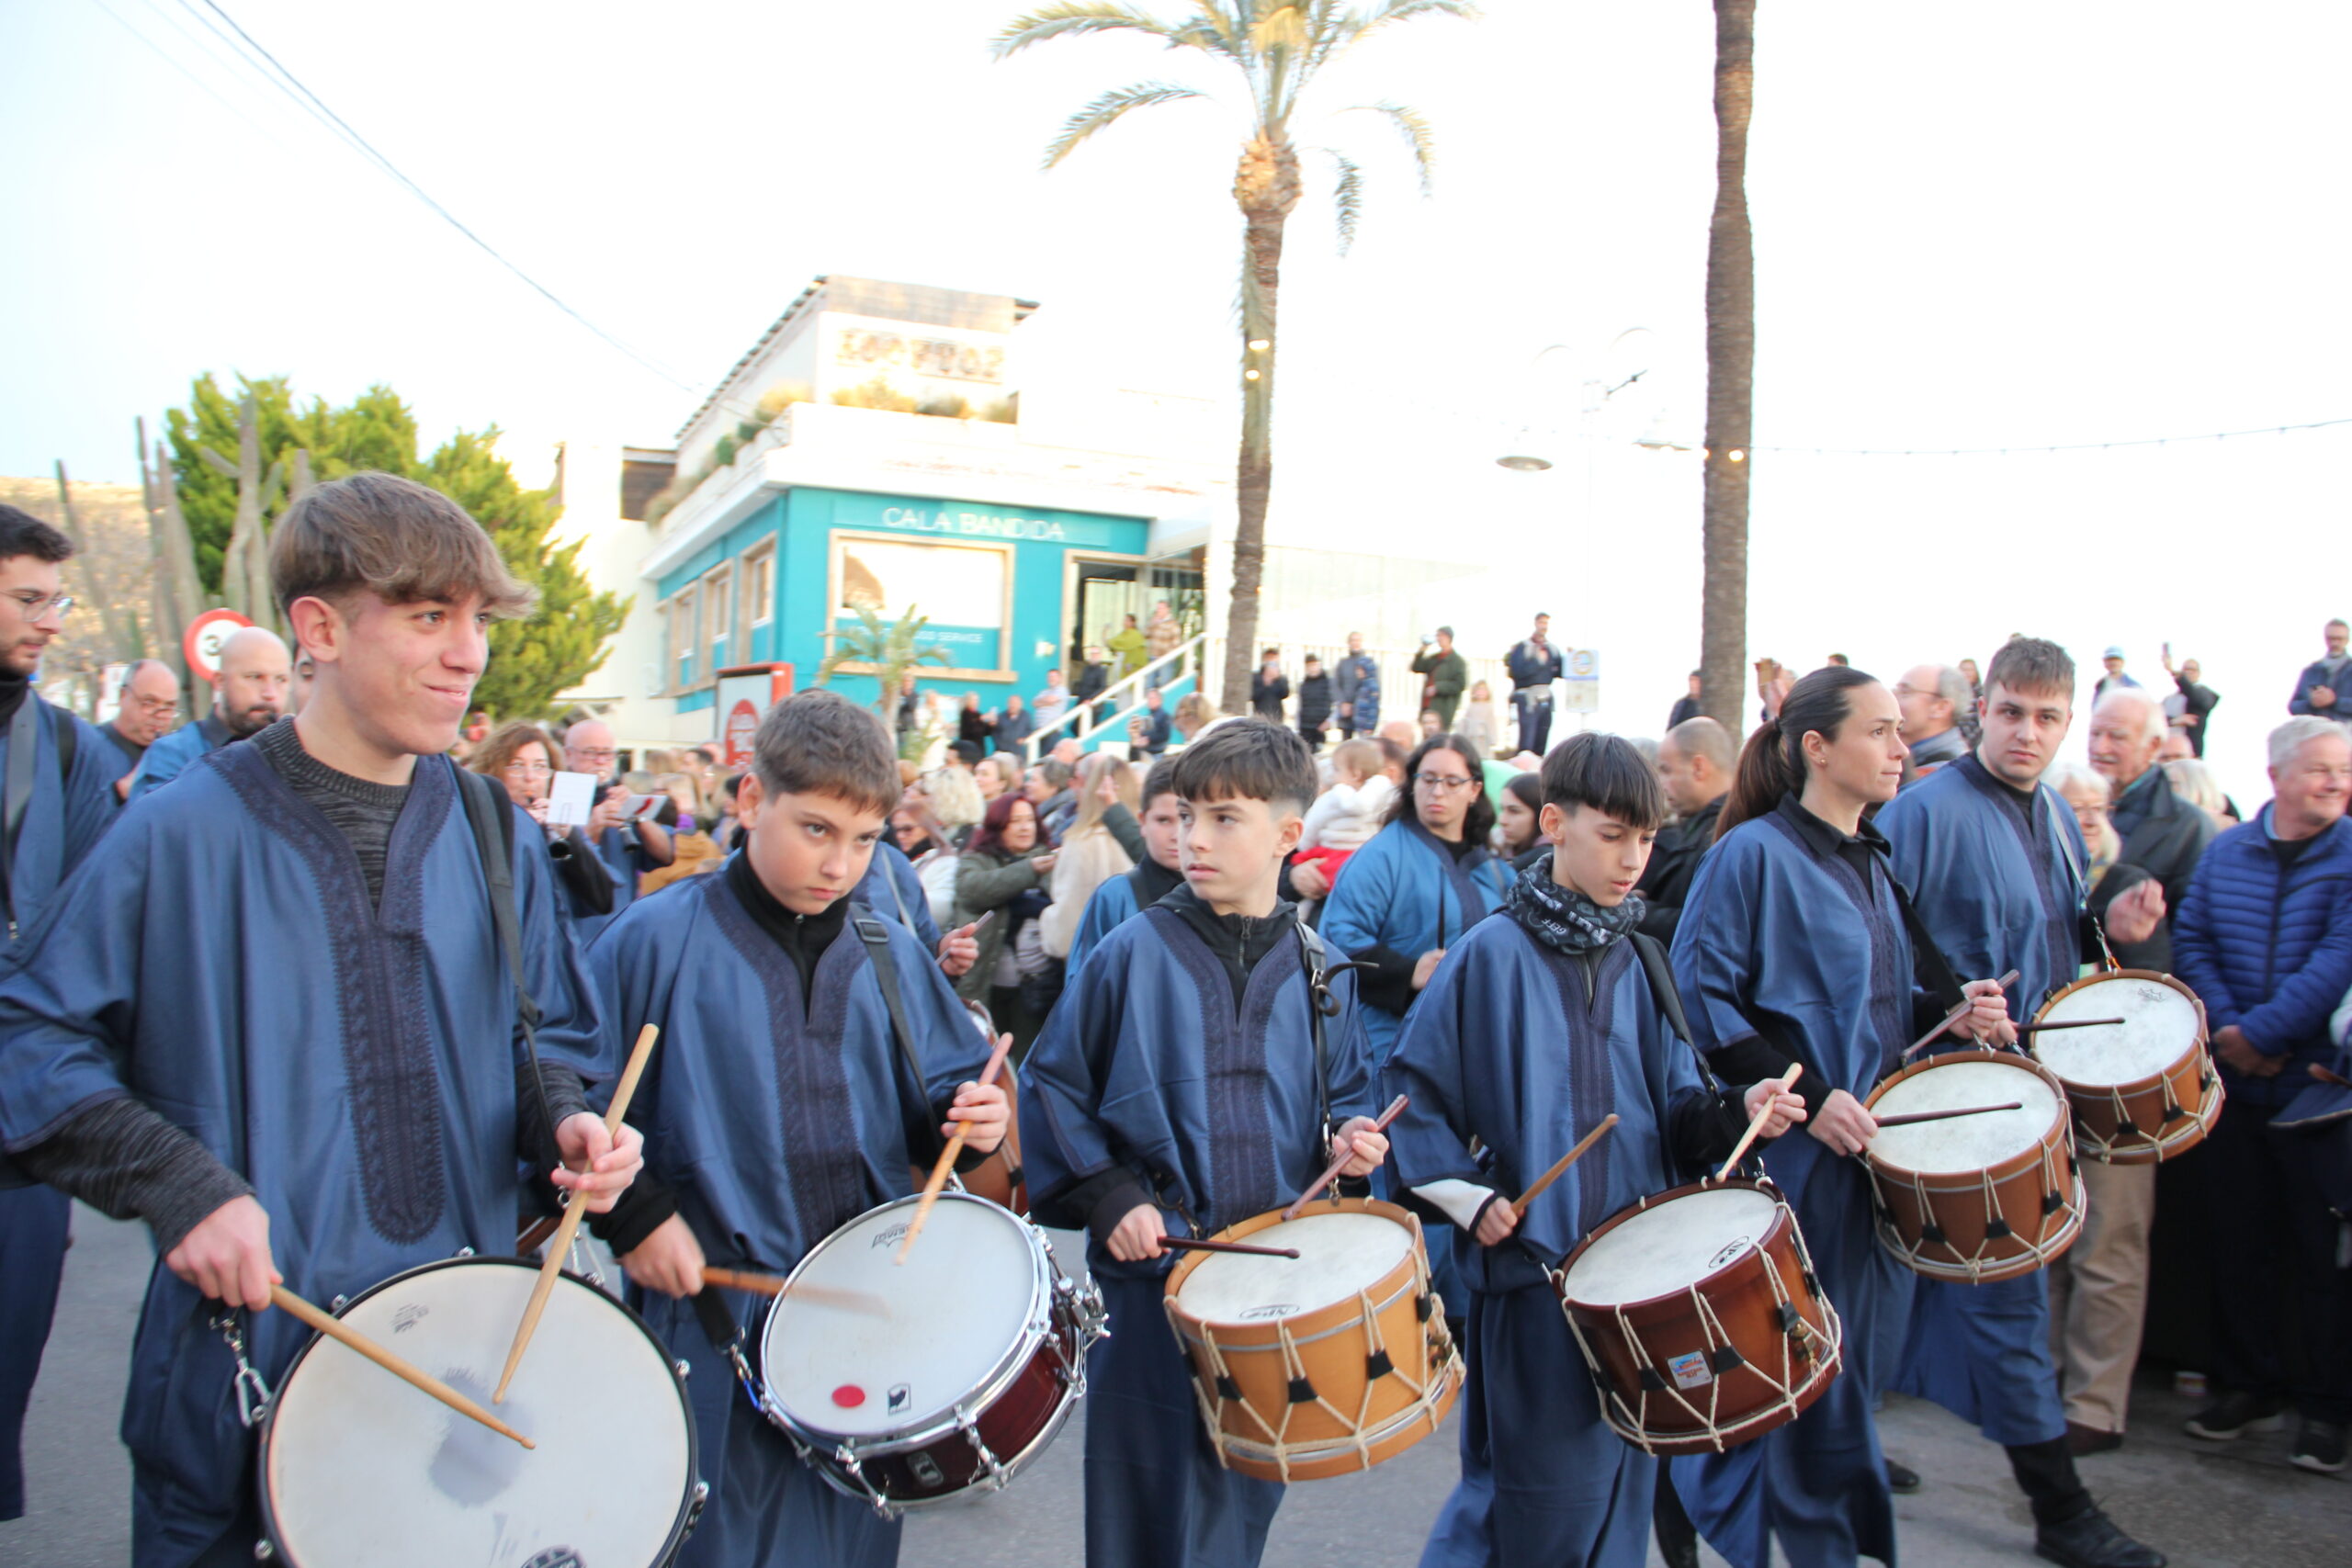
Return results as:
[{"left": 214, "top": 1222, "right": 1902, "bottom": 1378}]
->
[{"left": 2048, "top": 1158, "right": 2158, "bottom": 1432}]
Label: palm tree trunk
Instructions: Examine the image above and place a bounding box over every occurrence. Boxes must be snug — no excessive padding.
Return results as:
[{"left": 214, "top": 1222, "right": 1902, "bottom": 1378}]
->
[
  {"left": 1220, "top": 135, "right": 1301, "bottom": 716},
  {"left": 1701, "top": 0, "right": 1756, "bottom": 733}
]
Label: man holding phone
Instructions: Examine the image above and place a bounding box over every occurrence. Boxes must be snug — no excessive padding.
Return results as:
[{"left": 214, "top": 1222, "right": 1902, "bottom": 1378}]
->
[{"left": 563, "top": 719, "right": 673, "bottom": 943}]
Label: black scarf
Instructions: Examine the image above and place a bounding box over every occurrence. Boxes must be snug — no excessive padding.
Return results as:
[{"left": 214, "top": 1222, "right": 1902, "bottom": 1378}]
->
[{"left": 1508, "top": 852, "right": 1645, "bottom": 954}]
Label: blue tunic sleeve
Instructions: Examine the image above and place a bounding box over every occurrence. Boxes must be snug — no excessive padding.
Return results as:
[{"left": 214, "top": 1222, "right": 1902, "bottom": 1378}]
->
[
  {"left": 124, "top": 722, "right": 209, "bottom": 802},
  {"left": 1065, "top": 874, "right": 1138, "bottom": 976}
]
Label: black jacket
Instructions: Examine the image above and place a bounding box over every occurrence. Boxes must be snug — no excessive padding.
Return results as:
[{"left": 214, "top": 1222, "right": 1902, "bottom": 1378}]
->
[
  {"left": 1251, "top": 668, "right": 1291, "bottom": 721},
  {"left": 2169, "top": 671, "right": 2220, "bottom": 757},
  {"left": 1635, "top": 794, "right": 1724, "bottom": 945},
  {"left": 1296, "top": 672, "right": 1334, "bottom": 729},
  {"left": 1505, "top": 637, "right": 1563, "bottom": 691},
  {"left": 2107, "top": 764, "right": 2216, "bottom": 971}
]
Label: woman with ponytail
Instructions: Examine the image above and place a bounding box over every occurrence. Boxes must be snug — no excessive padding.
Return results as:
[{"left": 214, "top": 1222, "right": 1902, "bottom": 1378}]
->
[{"left": 1668, "top": 667, "right": 2013, "bottom": 1568}]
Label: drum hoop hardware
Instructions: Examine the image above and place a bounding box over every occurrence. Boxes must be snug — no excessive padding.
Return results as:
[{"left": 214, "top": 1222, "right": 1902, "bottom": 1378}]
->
[{"left": 211, "top": 1311, "right": 274, "bottom": 1429}]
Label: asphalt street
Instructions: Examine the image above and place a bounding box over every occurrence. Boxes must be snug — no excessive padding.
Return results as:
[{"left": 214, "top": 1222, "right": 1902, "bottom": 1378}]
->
[{"left": 10, "top": 1205, "right": 2346, "bottom": 1567}]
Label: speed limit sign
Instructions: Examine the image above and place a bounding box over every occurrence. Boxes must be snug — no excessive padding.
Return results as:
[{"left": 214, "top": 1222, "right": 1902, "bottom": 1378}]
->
[{"left": 183, "top": 608, "right": 254, "bottom": 682}]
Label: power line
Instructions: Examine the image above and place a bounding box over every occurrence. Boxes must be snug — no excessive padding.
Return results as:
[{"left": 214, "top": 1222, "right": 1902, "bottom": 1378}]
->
[{"left": 1750, "top": 415, "right": 2352, "bottom": 457}]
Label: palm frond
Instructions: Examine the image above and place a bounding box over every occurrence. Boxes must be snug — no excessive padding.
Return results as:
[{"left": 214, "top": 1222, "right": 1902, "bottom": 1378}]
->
[
  {"left": 1323, "top": 148, "right": 1363, "bottom": 252},
  {"left": 1248, "top": 4, "right": 1309, "bottom": 56},
  {"left": 1348, "top": 99, "right": 1436, "bottom": 193},
  {"left": 1350, "top": 0, "right": 1481, "bottom": 43},
  {"left": 991, "top": 3, "right": 1186, "bottom": 61},
  {"left": 1043, "top": 81, "right": 1210, "bottom": 168}
]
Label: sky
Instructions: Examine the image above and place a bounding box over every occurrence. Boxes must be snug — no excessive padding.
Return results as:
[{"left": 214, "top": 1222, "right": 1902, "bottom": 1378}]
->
[{"left": 6, "top": 1, "right": 2348, "bottom": 805}]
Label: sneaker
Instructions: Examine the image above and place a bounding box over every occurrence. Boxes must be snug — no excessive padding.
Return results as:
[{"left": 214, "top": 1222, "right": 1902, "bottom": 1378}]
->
[
  {"left": 1885, "top": 1459, "right": 1922, "bottom": 1495},
  {"left": 2183, "top": 1392, "right": 2286, "bottom": 1441},
  {"left": 2034, "top": 1507, "right": 2166, "bottom": 1568},
  {"left": 2290, "top": 1419, "right": 2347, "bottom": 1474},
  {"left": 2067, "top": 1421, "right": 2124, "bottom": 1457}
]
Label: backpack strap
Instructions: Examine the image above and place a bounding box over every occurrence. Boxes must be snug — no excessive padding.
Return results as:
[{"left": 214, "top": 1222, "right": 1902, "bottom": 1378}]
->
[
  {"left": 53, "top": 706, "right": 74, "bottom": 784},
  {"left": 456, "top": 766, "right": 556, "bottom": 1136},
  {"left": 1630, "top": 931, "right": 1696, "bottom": 1048},
  {"left": 853, "top": 913, "right": 945, "bottom": 1161}
]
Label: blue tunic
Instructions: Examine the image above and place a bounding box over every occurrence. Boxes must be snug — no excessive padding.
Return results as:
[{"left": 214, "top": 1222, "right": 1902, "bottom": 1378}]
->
[
  {"left": 1319, "top": 819, "right": 1511, "bottom": 1068},
  {"left": 1022, "top": 908, "right": 1376, "bottom": 1568},
  {"left": 0, "top": 743, "right": 605, "bottom": 1567},
  {"left": 853, "top": 837, "right": 941, "bottom": 951},
  {"left": 588, "top": 871, "right": 988, "bottom": 1568},
  {"left": 126, "top": 714, "right": 230, "bottom": 802},
  {"left": 1067, "top": 871, "right": 1142, "bottom": 976},
  {"left": 1874, "top": 756, "right": 2085, "bottom": 1448},
  {"left": 1391, "top": 914, "right": 1720, "bottom": 1568},
  {"left": 0, "top": 694, "right": 118, "bottom": 1523},
  {"left": 1668, "top": 795, "right": 1922, "bottom": 1568}
]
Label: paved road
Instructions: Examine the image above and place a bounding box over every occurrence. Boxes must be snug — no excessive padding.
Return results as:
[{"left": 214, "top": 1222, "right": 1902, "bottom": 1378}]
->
[{"left": 11, "top": 1205, "right": 2346, "bottom": 1566}]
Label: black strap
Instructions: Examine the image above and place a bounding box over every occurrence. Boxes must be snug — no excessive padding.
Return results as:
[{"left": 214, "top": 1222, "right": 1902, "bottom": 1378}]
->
[
  {"left": 1296, "top": 922, "right": 1335, "bottom": 1160},
  {"left": 2, "top": 696, "right": 39, "bottom": 931},
  {"left": 53, "top": 708, "right": 74, "bottom": 783},
  {"left": 1631, "top": 932, "right": 1695, "bottom": 1047},
  {"left": 853, "top": 914, "right": 945, "bottom": 1161},
  {"left": 1886, "top": 866, "right": 1968, "bottom": 1012},
  {"left": 456, "top": 767, "right": 557, "bottom": 1139}
]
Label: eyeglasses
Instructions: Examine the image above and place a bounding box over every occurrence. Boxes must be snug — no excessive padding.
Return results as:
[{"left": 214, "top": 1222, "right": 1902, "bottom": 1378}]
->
[
  {"left": 127, "top": 696, "right": 177, "bottom": 715},
  {"left": 7, "top": 592, "right": 74, "bottom": 620},
  {"left": 568, "top": 748, "right": 618, "bottom": 764},
  {"left": 502, "top": 760, "right": 552, "bottom": 777},
  {"left": 1414, "top": 772, "right": 1478, "bottom": 792}
]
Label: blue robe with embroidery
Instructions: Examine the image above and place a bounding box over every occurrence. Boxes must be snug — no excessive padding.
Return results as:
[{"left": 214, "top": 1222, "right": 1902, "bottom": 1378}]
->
[
  {"left": 0, "top": 694, "right": 118, "bottom": 1523},
  {"left": 589, "top": 873, "right": 988, "bottom": 1568},
  {"left": 1668, "top": 796, "right": 1924, "bottom": 1568},
  {"left": 1067, "top": 868, "right": 1146, "bottom": 976},
  {"left": 0, "top": 744, "right": 605, "bottom": 1568},
  {"left": 125, "top": 713, "right": 230, "bottom": 802},
  {"left": 1022, "top": 908, "right": 1375, "bottom": 1568},
  {"left": 1875, "top": 756, "right": 2086, "bottom": 1447},
  {"left": 1391, "top": 913, "right": 1723, "bottom": 1568},
  {"left": 852, "top": 837, "right": 941, "bottom": 951}
]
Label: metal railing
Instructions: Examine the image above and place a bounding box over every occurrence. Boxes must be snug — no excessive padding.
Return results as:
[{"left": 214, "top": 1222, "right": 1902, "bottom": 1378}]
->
[{"left": 1022, "top": 633, "right": 1206, "bottom": 761}]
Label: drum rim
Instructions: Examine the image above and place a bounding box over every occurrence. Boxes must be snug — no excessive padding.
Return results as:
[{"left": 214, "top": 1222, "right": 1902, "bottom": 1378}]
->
[
  {"left": 1165, "top": 1197, "right": 1424, "bottom": 1332},
  {"left": 1861, "top": 1047, "right": 2073, "bottom": 1182},
  {"left": 2031, "top": 968, "right": 2210, "bottom": 1087},
  {"left": 756, "top": 1190, "right": 1057, "bottom": 1454},
  {"left": 1555, "top": 1176, "right": 1792, "bottom": 1313},
  {"left": 255, "top": 1254, "right": 702, "bottom": 1568}
]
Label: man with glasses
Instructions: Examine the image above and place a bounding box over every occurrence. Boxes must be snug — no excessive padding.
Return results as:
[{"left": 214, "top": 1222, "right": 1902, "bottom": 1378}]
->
[
  {"left": 0, "top": 504, "right": 120, "bottom": 1527},
  {"left": 561, "top": 718, "right": 672, "bottom": 945},
  {"left": 103, "top": 660, "right": 181, "bottom": 801},
  {"left": 128, "top": 626, "right": 292, "bottom": 801},
  {"left": 1894, "top": 663, "right": 1973, "bottom": 783}
]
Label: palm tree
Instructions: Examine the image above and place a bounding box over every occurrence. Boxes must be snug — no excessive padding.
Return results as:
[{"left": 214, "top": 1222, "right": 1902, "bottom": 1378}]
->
[
  {"left": 817, "top": 604, "right": 951, "bottom": 717},
  {"left": 1700, "top": 0, "right": 1755, "bottom": 731},
  {"left": 993, "top": 2, "right": 1476, "bottom": 713}
]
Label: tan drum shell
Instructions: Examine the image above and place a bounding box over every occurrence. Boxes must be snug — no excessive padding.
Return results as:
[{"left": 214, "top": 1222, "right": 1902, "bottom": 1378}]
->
[
  {"left": 2032, "top": 969, "right": 2222, "bottom": 1165},
  {"left": 1161, "top": 1197, "right": 1463, "bottom": 1482},
  {"left": 1862, "top": 1049, "right": 2084, "bottom": 1282},
  {"left": 1554, "top": 1177, "right": 1842, "bottom": 1457}
]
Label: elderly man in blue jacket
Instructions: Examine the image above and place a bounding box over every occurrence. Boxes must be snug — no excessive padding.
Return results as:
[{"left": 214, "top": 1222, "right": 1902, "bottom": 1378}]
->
[
  {"left": 2287, "top": 617, "right": 2352, "bottom": 723},
  {"left": 2171, "top": 715, "right": 2352, "bottom": 1474}
]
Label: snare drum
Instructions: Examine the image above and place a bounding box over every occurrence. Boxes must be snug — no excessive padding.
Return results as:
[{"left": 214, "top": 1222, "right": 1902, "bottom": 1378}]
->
[
  {"left": 2032, "top": 970, "right": 2222, "bottom": 1163},
  {"left": 749, "top": 1191, "right": 1102, "bottom": 1515},
  {"left": 258, "top": 1257, "right": 703, "bottom": 1568},
  {"left": 1555, "top": 1179, "right": 1841, "bottom": 1456},
  {"left": 1862, "top": 1050, "right": 2084, "bottom": 1282},
  {"left": 1163, "top": 1197, "right": 1463, "bottom": 1482}
]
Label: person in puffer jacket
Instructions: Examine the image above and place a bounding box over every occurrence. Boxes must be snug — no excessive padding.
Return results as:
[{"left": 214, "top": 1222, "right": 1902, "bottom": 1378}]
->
[{"left": 2168, "top": 714, "right": 2352, "bottom": 1472}]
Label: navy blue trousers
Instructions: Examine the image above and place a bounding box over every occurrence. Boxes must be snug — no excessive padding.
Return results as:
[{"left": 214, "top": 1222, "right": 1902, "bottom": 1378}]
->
[{"left": 0, "top": 1184, "right": 69, "bottom": 1521}]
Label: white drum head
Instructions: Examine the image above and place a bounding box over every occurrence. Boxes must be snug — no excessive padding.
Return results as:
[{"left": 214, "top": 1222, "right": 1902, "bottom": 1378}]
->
[
  {"left": 1871, "top": 1060, "right": 2061, "bottom": 1174},
  {"left": 1560, "top": 1186, "right": 1780, "bottom": 1306},
  {"left": 2035, "top": 977, "right": 2199, "bottom": 1085},
  {"left": 264, "top": 1260, "right": 691, "bottom": 1568},
  {"left": 1174, "top": 1211, "right": 1414, "bottom": 1324},
  {"left": 763, "top": 1195, "right": 1040, "bottom": 1438}
]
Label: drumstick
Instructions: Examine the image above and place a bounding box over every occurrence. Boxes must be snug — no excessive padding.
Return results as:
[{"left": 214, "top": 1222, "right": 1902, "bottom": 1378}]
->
[
  {"left": 1512, "top": 1113, "right": 1621, "bottom": 1212},
  {"left": 2312, "top": 1063, "right": 2352, "bottom": 1089},
  {"left": 271, "top": 1285, "right": 534, "bottom": 1450},
  {"left": 495, "top": 1022, "right": 660, "bottom": 1403},
  {"left": 1716, "top": 1065, "right": 1804, "bottom": 1182},
  {"left": 896, "top": 1032, "right": 1016, "bottom": 1265},
  {"left": 1157, "top": 1235, "right": 1302, "bottom": 1259},
  {"left": 700, "top": 1268, "right": 890, "bottom": 1314},
  {"left": 1900, "top": 969, "right": 2021, "bottom": 1060},
  {"left": 1282, "top": 1093, "right": 1409, "bottom": 1221},
  {"left": 1871, "top": 1100, "right": 2023, "bottom": 1129},
  {"left": 2013, "top": 1017, "right": 2126, "bottom": 1033}
]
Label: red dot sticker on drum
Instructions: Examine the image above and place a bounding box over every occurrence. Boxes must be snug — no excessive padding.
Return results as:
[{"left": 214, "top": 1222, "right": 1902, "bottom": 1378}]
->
[{"left": 831, "top": 1384, "right": 866, "bottom": 1409}]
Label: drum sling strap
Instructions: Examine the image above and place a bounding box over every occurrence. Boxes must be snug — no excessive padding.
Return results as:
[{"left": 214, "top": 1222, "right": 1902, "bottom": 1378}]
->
[
  {"left": 454, "top": 767, "right": 566, "bottom": 1190},
  {"left": 1, "top": 694, "right": 71, "bottom": 940}
]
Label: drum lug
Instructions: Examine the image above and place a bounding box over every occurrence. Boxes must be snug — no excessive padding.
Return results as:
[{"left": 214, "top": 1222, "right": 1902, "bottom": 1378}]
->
[
  {"left": 210, "top": 1312, "right": 274, "bottom": 1430},
  {"left": 676, "top": 1359, "right": 692, "bottom": 1380},
  {"left": 454, "top": 1246, "right": 474, "bottom": 1258},
  {"left": 957, "top": 1407, "right": 1010, "bottom": 1490},
  {"left": 329, "top": 1296, "right": 348, "bottom": 1313},
  {"left": 836, "top": 1447, "right": 893, "bottom": 1518},
  {"left": 252, "top": 1540, "right": 275, "bottom": 1562}
]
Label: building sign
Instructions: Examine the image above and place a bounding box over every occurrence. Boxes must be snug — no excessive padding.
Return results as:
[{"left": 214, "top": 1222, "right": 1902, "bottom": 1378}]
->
[
  {"left": 834, "top": 330, "right": 1005, "bottom": 385},
  {"left": 831, "top": 535, "right": 1011, "bottom": 677},
  {"left": 1562, "top": 648, "right": 1600, "bottom": 714}
]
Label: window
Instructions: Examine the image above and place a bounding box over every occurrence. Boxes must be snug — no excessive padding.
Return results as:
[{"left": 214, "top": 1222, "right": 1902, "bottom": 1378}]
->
[
  {"left": 744, "top": 547, "right": 775, "bottom": 626},
  {"left": 673, "top": 583, "right": 701, "bottom": 691},
  {"left": 706, "top": 566, "right": 732, "bottom": 657}
]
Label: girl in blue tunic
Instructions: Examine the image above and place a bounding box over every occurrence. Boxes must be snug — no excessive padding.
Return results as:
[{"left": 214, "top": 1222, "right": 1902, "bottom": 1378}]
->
[
  {"left": 1391, "top": 734, "right": 1806, "bottom": 1568},
  {"left": 1669, "top": 668, "right": 2010, "bottom": 1568}
]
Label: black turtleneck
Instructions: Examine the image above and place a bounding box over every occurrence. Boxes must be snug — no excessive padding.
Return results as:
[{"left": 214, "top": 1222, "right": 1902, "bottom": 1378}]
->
[
  {"left": 1155, "top": 882, "right": 1299, "bottom": 1013},
  {"left": 0, "top": 673, "right": 28, "bottom": 728},
  {"left": 1130, "top": 853, "right": 1183, "bottom": 908},
  {"left": 726, "top": 849, "right": 848, "bottom": 1010}
]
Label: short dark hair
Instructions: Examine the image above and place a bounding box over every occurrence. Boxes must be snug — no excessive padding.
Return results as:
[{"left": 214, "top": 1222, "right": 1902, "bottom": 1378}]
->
[
  {"left": 690, "top": 746, "right": 718, "bottom": 766},
  {"left": 271, "top": 472, "right": 534, "bottom": 619},
  {"left": 751, "top": 690, "right": 899, "bottom": 817},
  {"left": 1168, "top": 718, "right": 1317, "bottom": 816},
  {"left": 1304, "top": 654, "right": 1322, "bottom": 668},
  {"left": 1540, "top": 732, "right": 1665, "bottom": 831},
  {"left": 1141, "top": 757, "right": 1180, "bottom": 807},
  {"left": 0, "top": 504, "right": 74, "bottom": 565},
  {"left": 1984, "top": 636, "right": 2075, "bottom": 704}
]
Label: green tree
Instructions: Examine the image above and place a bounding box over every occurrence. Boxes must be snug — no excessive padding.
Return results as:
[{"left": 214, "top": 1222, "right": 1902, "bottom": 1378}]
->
[
  {"left": 160, "top": 375, "right": 628, "bottom": 718},
  {"left": 994, "top": 1, "right": 1475, "bottom": 713},
  {"left": 1701, "top": 0, "right": 1755, "bottom": 730},
  {"left": 818, "top": 604, "right": 952, "bottom": 717}
]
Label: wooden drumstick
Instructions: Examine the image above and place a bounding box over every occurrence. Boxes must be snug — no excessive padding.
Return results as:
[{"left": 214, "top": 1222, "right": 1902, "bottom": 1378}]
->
[
  {"left": 1716, "top": 1064, "right": 1804, "bottom": 1182},
  {"left": 2013, "top": 1017, "right": 2126, "bottom": 1033},
  {"left": 700, "top": 1269, "right": 890, "bottom": 1314},
  {"left": 1871, "top": 1100, "right": 2023, "bottom": 1129},
  {"left": 896, "top": 1032, "right": 1015, "bottom": 1265},
  {"left": 1900, "top": 969, "right": 2020, "bottom": 1060},
  {"left": 496, "top": 1022, "right": 660, "bottom": 1403},
  {"left": 1282, "top": 1094, "right": 1409, "bottom": 1221},
  {"left": 271, "top": 1285, "right": 534, "bottom": 1450},
  {"left": 2312, "top": 1063, "right": 2352, "bottom": 1089},
  {"left": 1157, "top": 1235, "right": 1302, "bottom": 1259},
  {"left": 1512, "top": 1113, "right": 1621, "bottom": 1212}
]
